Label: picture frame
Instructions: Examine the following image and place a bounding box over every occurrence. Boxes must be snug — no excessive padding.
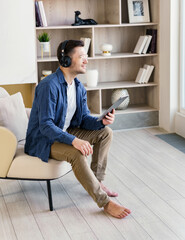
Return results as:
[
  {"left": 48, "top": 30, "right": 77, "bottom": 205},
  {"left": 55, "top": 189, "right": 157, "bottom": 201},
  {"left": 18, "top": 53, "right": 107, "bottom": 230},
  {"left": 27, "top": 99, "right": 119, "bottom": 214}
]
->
[{"left": 127, "top": 0, "right": 150, "bottom": 23}]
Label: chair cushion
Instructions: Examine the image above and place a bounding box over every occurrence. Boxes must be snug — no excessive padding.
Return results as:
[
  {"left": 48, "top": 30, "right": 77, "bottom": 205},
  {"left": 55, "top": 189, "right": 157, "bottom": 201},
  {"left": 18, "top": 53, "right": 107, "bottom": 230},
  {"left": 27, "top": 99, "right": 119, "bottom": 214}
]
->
[
  {"left": 0, "top": 92, "right": 28, "bottom": 141},
  {"left": 7, "top": 144, "right": 72, "bottom": 180}
]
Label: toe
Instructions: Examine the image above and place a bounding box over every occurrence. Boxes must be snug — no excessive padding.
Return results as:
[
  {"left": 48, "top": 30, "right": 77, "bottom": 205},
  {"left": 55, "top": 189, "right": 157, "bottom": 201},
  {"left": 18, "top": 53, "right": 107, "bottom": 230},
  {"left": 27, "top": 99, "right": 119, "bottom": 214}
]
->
[{"left": 125, "top": 208, "right": 131, "bottom": 214}]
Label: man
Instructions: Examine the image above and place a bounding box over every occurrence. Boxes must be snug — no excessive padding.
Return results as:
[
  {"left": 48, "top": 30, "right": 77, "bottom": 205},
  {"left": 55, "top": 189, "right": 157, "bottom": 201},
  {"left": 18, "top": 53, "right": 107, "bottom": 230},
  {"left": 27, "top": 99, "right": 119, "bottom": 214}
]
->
[{"left": 25, "top": 40, "right": 131, "bottom": 219}]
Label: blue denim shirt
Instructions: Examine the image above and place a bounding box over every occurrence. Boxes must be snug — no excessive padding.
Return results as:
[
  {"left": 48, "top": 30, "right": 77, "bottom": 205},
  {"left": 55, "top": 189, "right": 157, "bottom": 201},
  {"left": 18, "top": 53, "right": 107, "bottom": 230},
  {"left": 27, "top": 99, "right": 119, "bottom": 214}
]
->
[{"left": 25, "top": 68, "right": 104, "bottom": 162}]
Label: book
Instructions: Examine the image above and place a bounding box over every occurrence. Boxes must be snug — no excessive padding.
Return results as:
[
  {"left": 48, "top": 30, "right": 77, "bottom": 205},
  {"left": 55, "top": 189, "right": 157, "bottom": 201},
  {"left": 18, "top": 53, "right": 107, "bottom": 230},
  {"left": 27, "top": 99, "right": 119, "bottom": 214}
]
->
[
  {"left": 146, "top": 29, "right": 157, "bottom": 53},
  {"left": 142, "top": 64, "right": 151, "bottom": 83},
  {"left": 133, "top": 36, "right": 149, "bottom": 54},
  {"left": 38, "top": 1, "right": 47, "bottom": 27},
  {"left": 35, "top": 1, "right": 43, "bottom": 27},
  {"left": 143, "top": 65, "right": 155, "bottom": 83},
  {"left": 135, "top": 68, "right": 147, "bottom": 83},
  {"left": 142, "top": 35, "right": 152, "bottom": 54},
  {"left": 80, "top": 37, "right": 91, "bottom": 54}
]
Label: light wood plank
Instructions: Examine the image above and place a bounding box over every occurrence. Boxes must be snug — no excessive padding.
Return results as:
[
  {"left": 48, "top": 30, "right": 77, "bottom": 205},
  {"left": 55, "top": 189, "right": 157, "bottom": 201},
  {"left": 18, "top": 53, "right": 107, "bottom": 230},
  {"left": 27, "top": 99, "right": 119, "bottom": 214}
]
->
[
  {"left": 127, "top": 129, "right": 185, "bottom": 180},
  {"left": 107, "top": 154, "right": 185, "bottom": 240},
  {"left": 109, "top": 130, "right": 185, "bottom": 240},
  {"left": 20, "top": 181, "right": 71, "bottom": 240},
  {"left": 114, "top": 131, "right": 185, "bottom": 198},
  {"left": 0, "top": 185, "right": 17, "bottom": 240},
  {"left": 40, "top": 179, "right": 97, "bottom": 240},
  {"left": 167, "top": 199, "right": 185, "bottom": 218},
  {"left": 1, "top": 181, "right": 43, "bottom": 240},
  {"left": 110, "top": 139, "right": 183, "bottom": 202},
  {"left": 104, "top": 170, "right": 180, "bottom": 240},
  {"left": 59, "top": 172, "right": 126, "bottom": 240}
]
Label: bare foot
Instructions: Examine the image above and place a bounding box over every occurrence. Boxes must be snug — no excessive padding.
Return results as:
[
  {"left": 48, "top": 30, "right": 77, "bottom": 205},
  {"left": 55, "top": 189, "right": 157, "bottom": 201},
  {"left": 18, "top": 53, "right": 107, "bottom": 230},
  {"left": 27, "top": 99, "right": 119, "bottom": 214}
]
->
[
  {"left": 100, "top": 182, "right": 118, "bottom": 197},
  {"left": 104, "top": 200, "right": 131, "bottom": 219}
]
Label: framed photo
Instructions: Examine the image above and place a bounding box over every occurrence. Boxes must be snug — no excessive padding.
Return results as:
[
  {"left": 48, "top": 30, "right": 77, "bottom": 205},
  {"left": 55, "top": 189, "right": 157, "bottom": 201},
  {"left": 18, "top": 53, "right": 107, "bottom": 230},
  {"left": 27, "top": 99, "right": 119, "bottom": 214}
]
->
[{"left": 127, "top": 0, "right": 150, "bottom": 23}]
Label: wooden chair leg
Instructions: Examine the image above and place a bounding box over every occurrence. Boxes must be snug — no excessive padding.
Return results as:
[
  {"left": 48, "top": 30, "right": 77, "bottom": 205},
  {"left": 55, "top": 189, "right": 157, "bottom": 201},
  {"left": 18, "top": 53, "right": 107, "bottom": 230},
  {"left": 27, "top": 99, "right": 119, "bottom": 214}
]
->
[{"left": 47, "top": 180, "right": 53, "bottom": 211}]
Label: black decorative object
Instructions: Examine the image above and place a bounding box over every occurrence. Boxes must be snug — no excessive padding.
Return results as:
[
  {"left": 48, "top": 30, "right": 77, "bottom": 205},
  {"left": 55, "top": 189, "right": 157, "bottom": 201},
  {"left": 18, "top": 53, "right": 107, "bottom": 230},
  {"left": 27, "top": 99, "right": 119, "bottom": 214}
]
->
[{"left": 72, "top": 11, "right": 97, "bottom": 26}]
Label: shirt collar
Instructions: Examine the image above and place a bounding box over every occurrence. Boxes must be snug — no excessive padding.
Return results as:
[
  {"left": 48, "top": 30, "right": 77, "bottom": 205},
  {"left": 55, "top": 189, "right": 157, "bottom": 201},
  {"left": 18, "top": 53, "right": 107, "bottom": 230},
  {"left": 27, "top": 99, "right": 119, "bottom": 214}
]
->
[{"left": 56, "top": 67, "right": 80, "bottom": 86}]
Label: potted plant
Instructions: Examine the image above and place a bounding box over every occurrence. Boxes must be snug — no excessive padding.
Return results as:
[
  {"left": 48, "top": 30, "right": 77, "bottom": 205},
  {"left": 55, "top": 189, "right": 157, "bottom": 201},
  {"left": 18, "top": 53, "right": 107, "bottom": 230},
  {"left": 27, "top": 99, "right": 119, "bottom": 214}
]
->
[{"left": 37, "top": 32, "right": 51, "bottom": 57}]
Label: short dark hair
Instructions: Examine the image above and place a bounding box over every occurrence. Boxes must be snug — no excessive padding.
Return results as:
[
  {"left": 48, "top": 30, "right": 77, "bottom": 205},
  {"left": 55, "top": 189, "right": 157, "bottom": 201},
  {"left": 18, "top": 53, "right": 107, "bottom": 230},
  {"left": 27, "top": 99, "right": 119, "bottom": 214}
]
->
[{"left": 57, "top": 40, "right": 84, "bottom": 63}]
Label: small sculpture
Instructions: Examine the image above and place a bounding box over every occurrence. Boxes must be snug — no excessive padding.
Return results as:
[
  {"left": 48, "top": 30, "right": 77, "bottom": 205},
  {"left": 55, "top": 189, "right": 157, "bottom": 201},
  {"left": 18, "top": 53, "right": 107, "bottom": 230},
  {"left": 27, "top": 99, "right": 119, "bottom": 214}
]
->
[
  {"left": 100, "top": 43, "right": 113, "bottom": 56},
  {"left": 72, "top": 11, "right": 97, "bottom": 26}
]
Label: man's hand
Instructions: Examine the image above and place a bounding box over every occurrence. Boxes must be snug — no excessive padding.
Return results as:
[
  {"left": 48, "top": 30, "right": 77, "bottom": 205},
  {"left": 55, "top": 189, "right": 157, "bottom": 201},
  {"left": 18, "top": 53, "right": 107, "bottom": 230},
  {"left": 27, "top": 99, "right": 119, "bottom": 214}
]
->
[
  {"left": 72, "top": 138, "right": 93, "bottom": 156},
  {"left": 102, "top": 109, "right": 115, "bottom": 125}
]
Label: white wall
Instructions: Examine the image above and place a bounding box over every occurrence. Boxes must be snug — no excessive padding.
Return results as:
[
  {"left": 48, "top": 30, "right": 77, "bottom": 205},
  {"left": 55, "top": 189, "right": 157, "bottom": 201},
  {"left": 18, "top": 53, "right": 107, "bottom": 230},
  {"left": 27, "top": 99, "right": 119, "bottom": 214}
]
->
[
  {"left": 159, "top": 0, "right": 180, "bottom": 132},
  {"left": 0, "top": 0, "right": 37, "bottom": 85}
]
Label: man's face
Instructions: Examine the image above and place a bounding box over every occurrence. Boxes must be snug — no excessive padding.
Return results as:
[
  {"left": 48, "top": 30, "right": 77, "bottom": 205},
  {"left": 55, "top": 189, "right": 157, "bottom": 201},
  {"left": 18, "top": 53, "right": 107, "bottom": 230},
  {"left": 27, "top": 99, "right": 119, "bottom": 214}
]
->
[{"left": 69, "top": 46, "right": 88, "bottom": 75}]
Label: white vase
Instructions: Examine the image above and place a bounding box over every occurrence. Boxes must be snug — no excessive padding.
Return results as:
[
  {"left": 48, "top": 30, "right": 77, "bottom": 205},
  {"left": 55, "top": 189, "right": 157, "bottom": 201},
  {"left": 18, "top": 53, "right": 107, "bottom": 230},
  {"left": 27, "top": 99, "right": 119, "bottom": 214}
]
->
[
  {"left": 40, "top": 42, "right": 50, "bottom": 52},
  {"left": 111, "top": 89, "right": 130, "bottom": 110},
  {"left": 40, "top": 42, "right": 51, "bottom": 58},
  {"left": 86, "top": 69, "right": 98, "bottom": 87}
]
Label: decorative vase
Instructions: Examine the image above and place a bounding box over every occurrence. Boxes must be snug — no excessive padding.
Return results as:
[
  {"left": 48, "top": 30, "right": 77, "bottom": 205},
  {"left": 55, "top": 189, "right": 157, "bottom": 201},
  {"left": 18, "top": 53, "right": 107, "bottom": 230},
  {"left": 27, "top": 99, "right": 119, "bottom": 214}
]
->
[
  {"left": 86, "top": 69, "right": 98, "bottom": 87},
  {"left": 111, "top": 89, "right": 130, "bottom": 110},
  {"left": 40, "top": 42, "right": 51, "bottom": 58},
  {"left": 100, "top": 43, "right": 113, "bottom": 56}
]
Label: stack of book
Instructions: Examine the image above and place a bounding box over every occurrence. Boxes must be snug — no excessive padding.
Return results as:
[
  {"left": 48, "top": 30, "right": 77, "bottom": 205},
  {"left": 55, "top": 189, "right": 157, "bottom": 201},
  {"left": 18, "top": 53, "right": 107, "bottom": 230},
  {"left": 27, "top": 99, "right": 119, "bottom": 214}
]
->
[
  {"left": 133, "top": 29, "right": 157, "bottom": 54},
  {"left": 35, "top": 1, "right": 47, "bottom": 27},
  {"left": 135, "top": 64, "right": 155, "bottom": 84}
]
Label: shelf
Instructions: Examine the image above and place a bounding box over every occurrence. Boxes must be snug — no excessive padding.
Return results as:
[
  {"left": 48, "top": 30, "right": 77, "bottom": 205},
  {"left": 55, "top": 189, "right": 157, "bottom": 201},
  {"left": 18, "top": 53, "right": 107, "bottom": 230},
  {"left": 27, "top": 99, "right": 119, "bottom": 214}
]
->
[
  {"left": 93, "top": 53, "right": 157, "bottom": 59},
  {"left": 116, "top": 105, "right": 158, "bottom": 114},
  {"left": 85, "top": 81, "right": 157, "bottom": 91},
  {"left": 36, "top": 22, "right": 158, "bottom": 30},
  {"left": 37, "top": 53, "right": 158, "bottom": 62},
  {"left": 100, "top": 104, "right": 158, "bottom": 115},
  {"left": 37, "top": 56, "right": 58, "bottom": 62}
]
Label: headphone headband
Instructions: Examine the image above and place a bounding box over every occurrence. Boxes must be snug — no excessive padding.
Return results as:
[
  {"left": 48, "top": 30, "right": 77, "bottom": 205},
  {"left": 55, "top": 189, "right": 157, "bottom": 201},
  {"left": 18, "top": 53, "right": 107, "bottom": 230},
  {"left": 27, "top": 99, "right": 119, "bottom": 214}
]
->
[{"left": 61, "top": 40, "right": 69, "bottom": 56}]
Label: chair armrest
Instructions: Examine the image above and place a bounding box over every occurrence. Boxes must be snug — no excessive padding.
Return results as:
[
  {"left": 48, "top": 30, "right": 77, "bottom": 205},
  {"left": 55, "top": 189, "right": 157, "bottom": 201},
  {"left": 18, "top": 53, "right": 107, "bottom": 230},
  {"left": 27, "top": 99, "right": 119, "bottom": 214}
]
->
[
  {"left": 0, "top": 127, "right": 17, "bottom": 178},
  {"left": 26, "top": 108, "right": 31, "bottom": 119}
]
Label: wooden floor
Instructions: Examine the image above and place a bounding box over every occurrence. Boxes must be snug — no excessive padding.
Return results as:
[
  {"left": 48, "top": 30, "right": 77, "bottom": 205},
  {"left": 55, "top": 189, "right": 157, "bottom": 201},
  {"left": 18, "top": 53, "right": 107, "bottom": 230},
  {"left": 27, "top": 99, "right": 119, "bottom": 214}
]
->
[{"left": 1, "top": 127, "right": 185, "bottom": 240}]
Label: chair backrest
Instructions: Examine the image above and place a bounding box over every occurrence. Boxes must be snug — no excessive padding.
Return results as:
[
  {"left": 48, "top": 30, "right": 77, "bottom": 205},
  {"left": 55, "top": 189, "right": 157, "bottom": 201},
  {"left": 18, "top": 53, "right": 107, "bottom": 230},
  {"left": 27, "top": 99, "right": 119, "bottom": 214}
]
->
[{"left": 0, "top": 127, "right": 17, "bottom": 178}]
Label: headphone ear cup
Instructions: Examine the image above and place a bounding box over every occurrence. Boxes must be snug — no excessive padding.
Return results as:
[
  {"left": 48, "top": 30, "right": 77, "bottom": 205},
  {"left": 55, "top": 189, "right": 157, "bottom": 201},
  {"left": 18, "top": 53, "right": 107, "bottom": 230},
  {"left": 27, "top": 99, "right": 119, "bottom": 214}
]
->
[{"left": 60, "top": 56, "right": 71, "bottom": 67}]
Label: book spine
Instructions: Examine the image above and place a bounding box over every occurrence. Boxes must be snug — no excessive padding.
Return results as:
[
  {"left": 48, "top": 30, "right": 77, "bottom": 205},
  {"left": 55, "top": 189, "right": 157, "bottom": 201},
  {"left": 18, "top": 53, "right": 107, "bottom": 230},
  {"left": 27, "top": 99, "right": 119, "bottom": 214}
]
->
[
  {"left": 38, "top": 1, "right": 47, "bottom": 27},
  {"left": 151, "top": 30, "right": 157, "bottom": 53},
  {"left": 145, "top": 65, "right": 155, "bottom": 83},
  {"left": 143, "top": 64, "right": 151, "bottom": 83},
  {"left": 135, "top": 68, "right": 147, "bottom": 84},
  {"left": 146, "top": 29, "right": 157, "bottom": 53},
  {"left": 35, "top": 1, "right": 43, "bottom": 27},
  {"left": 133, "top": 36, "right": 148, "bottom": 54},
  {"left": 142, "top": 35, "right": 152, "bottom": 54}
]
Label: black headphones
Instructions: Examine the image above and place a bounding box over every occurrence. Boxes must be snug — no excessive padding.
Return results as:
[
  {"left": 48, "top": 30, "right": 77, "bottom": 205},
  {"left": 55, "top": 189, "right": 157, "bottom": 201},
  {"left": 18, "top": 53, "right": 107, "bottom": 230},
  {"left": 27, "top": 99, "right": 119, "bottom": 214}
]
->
[{"left": 59, "top": 40, "right": 71, "bottom": 67}]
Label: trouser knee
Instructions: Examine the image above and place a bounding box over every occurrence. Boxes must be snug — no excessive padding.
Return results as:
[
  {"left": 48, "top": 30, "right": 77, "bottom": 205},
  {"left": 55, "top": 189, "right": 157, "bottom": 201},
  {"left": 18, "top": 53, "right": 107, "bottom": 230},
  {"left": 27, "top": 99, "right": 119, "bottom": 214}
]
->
[
  {"left": 69, "top": 151, "right": 86, "bottom": 168},
  {"left": 102, "top": 126, "right": 113, "bottom": 142}
]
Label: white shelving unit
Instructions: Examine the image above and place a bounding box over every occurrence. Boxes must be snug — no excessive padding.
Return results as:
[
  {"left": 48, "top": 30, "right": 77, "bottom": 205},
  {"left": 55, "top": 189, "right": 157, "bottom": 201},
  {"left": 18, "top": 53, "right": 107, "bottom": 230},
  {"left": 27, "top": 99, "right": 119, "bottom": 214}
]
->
[{"left": 35, "top": 0, "right": 159, "bottom": 129}]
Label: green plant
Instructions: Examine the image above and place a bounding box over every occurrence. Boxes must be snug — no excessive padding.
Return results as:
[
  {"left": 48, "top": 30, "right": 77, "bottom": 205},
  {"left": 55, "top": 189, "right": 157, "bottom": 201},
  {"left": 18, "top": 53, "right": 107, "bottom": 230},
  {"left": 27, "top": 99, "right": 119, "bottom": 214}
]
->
[{"left": 37, "top": 32, "right": 50, "bottom": 42}]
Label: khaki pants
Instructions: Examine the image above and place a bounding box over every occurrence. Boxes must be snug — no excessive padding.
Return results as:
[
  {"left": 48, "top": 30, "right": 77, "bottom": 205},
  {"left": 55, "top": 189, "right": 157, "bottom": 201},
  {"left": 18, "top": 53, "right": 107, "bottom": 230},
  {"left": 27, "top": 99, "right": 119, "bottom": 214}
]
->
[{"left": 50, "top": 126, "right": 112, "bottom": 208}]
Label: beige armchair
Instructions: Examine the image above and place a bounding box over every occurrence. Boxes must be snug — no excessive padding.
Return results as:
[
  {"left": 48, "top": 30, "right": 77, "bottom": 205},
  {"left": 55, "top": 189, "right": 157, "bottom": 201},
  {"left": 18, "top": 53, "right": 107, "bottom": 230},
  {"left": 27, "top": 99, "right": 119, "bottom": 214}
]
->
[{"left": 0, "top": 87, "right": 71, "bottom": 211}]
